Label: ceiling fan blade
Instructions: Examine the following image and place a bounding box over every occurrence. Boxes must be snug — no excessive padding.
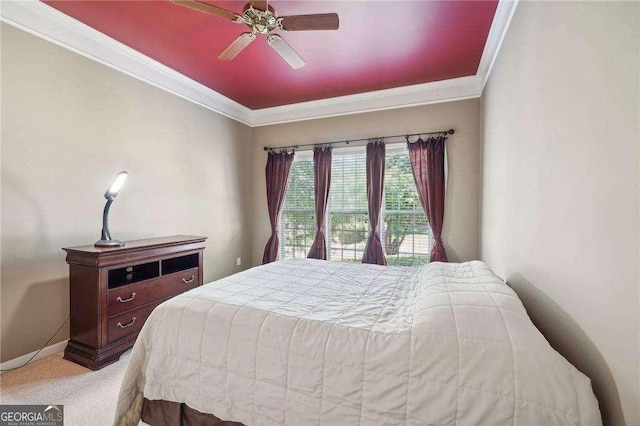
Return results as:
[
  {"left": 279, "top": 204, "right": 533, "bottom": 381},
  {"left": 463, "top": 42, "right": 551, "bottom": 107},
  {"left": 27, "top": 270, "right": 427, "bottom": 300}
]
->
[
  {"left": 267, "top": 34, "right": 305, "bottom": 69},
  {"left": 171, "top": 0, "right": 242, "bottom": 22},
  {"left": 248, "top": 0, "right": 268, "bottom": 11},
  {"left": 278, "top": 13, "right": 339, "bottom": 31},
  {"left": 219, "top": 33, "right": 256, "bottom": 61}
]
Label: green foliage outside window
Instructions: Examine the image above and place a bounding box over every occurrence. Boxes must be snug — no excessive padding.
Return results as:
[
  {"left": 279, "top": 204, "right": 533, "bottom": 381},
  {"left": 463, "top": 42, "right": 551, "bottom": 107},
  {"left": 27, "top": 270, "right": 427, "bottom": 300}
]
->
[{"left": 280, "top": 148, "right": 431, "bottom": 265}]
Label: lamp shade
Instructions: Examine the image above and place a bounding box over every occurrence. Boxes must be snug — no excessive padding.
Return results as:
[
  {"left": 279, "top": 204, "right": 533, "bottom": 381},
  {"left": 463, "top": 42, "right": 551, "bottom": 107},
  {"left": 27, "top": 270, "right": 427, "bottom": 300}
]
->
[{"left": 104, "top": 171, "right": 128, "bottom": 200}]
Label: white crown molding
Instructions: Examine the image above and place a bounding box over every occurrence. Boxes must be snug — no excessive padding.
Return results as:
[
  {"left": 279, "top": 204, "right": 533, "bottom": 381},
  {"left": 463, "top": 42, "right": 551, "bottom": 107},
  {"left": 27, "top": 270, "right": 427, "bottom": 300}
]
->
[
  {"left": 248, "top": 76, "right": 483, "bottom": 126},
  {"left": 0, "top": 0, "right": 253, "bottom": 125},
  {"left": 0, "top": 0, "right": 517, "bottom": 127},
  {"left": 477, "top": 0, "right": 519, "bottom": 90}
]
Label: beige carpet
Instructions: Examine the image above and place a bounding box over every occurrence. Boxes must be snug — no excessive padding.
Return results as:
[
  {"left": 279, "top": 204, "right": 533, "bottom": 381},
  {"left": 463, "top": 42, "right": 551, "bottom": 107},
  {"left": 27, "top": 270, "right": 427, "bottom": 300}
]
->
[{"left": 0, "top": 350, "right": 132, "bottom": 425}]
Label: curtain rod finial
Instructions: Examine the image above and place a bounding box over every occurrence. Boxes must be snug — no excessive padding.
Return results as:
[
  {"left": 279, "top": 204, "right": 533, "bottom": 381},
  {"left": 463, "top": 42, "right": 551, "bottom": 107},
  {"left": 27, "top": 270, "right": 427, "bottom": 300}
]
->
[{"left": 448, "top": 129, "right": 455, "bottom": 135}]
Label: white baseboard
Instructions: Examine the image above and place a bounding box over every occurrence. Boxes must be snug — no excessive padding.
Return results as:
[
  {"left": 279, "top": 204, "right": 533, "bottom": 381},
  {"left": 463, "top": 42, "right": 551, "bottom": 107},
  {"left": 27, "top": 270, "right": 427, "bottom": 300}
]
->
[{"left": 0, "top": 340, "right": 68, "bottom": 374}]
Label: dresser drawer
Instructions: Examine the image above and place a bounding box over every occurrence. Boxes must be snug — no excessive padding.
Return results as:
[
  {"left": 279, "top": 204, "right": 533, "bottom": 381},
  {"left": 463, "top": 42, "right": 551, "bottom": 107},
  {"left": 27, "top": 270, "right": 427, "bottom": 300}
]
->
[
  {"left": 63, "top": 236, "right": 206, "bottom": 370},
  {"left": 108, "top": 302, "right": 159, "bottom": 344},
  {"left": 107, "top": 267, "right": 200, "bottom": 316}
]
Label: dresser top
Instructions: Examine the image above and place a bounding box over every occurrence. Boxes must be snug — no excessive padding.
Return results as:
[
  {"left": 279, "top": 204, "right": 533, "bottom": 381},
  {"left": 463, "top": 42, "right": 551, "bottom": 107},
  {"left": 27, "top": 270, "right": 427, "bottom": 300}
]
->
[{"left": 63, "top": 235, "right": 207, "bottom": 255}]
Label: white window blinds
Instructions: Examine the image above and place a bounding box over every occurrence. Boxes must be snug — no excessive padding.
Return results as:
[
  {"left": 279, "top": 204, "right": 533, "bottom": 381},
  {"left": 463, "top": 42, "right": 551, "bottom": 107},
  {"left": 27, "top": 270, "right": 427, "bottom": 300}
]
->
[
  {"left": 382, "top": 147, "right": 432, "bottom": 266},
  {"left": 328, "top": 150, "right": 369, "bottom": 262},
  {"left": 280, "top": 154, "right": 314, "bottom": 260},
  {"left": 279, "top": 145, "right": 432, "bottom": 265}
]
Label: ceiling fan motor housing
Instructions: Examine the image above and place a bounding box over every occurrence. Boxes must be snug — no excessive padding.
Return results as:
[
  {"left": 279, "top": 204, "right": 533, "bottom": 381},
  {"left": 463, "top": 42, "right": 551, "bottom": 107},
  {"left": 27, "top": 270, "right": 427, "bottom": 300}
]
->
[
  {"left": 171, "top": 0, "right": 339, "bottom": 69},
  {"left": 242, "top": 5, "right": 279, "bottom": 34}
]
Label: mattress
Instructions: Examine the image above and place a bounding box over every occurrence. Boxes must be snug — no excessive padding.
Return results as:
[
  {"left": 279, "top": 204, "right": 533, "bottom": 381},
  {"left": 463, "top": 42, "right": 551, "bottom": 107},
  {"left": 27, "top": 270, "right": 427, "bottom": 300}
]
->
[{"left": 114, "top": 259, "right": 601, "bottom": 425}]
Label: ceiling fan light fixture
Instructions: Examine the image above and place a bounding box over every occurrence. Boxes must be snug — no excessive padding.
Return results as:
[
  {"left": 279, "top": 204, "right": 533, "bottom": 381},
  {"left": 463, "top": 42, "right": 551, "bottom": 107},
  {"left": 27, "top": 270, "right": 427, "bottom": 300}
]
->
[
  {"left": 241, "top": 5, "right": 278, "bottom": 34},
  {"left": 173, "top": 0, "right": 338, "bottom": 69}
]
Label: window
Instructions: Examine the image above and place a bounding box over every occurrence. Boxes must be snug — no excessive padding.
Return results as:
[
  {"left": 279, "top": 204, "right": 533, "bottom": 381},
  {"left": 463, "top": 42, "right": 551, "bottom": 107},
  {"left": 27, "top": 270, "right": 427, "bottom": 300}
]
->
[
  {"left": 280, "top": 145, "right": 432, "bottom": 265},
  {"left": 382, "top": 148, "right": 432, "bottom": 266},
  {"left": 280, "top": 154, "right": 314, "bottom": 260},
  {"left": 328, "top": 151, "right": 369, "bottom": 262}
]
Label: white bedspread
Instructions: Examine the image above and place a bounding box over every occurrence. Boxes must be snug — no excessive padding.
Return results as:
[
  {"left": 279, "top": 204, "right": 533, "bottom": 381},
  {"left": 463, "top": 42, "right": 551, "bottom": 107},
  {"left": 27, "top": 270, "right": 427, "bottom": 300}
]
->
[{"left": 115, "top": 260, "right": 601, "bottom": 425}]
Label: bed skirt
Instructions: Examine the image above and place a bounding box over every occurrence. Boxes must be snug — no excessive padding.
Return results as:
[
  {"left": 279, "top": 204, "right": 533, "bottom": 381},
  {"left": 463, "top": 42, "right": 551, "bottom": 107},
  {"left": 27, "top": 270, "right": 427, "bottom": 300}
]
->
[{"left": 141, "top": 399, "right": 245, "bottom": 426}]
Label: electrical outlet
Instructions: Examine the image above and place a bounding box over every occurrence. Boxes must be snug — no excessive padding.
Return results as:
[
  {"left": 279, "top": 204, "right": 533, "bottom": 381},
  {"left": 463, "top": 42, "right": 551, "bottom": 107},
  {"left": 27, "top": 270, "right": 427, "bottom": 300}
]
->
[{"left": 236, "top": 257, "right": 242, "bottom": 266}]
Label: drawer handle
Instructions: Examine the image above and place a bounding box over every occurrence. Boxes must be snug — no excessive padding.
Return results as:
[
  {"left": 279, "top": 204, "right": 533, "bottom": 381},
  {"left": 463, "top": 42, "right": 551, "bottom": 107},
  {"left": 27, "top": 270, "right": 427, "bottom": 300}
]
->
[
  {"left": 116, "top": 292, "right": 136, "bottom": 303},
  {"left": 116, "top": 317, "right": 136, "bottom": 328},
  {"left": 182, "top": 275, "right": 195, "bottom": 284}
]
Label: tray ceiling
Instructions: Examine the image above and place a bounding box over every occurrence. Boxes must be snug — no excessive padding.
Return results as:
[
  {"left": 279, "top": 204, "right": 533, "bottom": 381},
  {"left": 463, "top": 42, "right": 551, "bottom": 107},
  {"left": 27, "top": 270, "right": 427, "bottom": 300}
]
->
[
  {"left": 1, "top": 1, "right": 518, "bottom": 125},
  {"left": 41, "top": 1, "right": 499, "bottom": 110}
]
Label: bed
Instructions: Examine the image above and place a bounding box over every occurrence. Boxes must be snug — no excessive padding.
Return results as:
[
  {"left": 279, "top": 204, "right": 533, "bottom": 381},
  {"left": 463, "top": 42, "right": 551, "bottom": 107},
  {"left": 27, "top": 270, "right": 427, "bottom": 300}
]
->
[{"left": 114, "top": 259, "right": 601, "bottom": 425}]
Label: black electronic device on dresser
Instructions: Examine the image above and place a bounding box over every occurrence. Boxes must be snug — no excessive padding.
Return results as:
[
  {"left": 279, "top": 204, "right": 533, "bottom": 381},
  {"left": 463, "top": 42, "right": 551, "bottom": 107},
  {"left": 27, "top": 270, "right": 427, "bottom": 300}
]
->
[{"left": 62, "top": 235, "right": 207, "bottom": 370}]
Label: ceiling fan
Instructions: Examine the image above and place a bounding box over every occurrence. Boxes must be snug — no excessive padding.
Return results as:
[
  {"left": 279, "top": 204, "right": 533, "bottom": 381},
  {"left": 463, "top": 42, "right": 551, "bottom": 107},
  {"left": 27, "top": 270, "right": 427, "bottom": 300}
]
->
[{"left": 171, "top": 0, "right": 339, "bottom": 69}]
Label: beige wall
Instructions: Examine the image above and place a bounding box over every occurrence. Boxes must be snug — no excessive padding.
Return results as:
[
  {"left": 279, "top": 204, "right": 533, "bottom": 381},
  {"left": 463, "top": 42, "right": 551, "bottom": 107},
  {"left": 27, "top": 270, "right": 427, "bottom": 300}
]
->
[
  {"left": 6, "top": 4, "right": 638, "bottom": 424},
  {"left": 0, "top": 24, "right": 254, "bottom": 362},
  {"left": 481, "top": 2, "right": 639, "bottom": 425},
  {"left": 251, "top": 99, "right": 482, "bottom": 266}
]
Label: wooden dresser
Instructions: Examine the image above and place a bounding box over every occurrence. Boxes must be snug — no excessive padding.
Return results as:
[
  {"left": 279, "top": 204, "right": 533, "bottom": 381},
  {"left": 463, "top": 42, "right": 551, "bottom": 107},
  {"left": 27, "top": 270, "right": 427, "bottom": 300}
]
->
[{"left": 62, "top": 235, "right": 207, "bottom": 370}]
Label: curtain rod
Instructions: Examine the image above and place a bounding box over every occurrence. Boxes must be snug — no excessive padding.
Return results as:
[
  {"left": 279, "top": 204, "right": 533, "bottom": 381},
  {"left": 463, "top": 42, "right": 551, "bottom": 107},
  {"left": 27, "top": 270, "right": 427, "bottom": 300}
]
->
[{"left": 263, "top": 129, "right": 454, "bottom": 152}]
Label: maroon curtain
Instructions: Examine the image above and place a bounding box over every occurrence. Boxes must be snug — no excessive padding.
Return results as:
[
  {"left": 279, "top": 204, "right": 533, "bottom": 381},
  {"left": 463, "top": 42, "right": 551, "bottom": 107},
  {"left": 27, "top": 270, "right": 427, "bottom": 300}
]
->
[
  {"left": 362, "top": 140, "right": 387, "bottom": 265},
  {"left": 408, "top": 136, "right": 448, "bottom": 262},
  {"left": 262, "top": 150, "right": 295, "bottom": 264},
  {"left": 307, "top": 146, "right": 332, "bottom": 260}
]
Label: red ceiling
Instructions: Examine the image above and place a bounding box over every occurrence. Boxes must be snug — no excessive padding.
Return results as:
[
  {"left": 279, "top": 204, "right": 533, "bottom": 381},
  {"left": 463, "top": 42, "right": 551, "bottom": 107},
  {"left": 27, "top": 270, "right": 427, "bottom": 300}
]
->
[{"left": 43, "top": 1, "right": 498, "bottom": 110}]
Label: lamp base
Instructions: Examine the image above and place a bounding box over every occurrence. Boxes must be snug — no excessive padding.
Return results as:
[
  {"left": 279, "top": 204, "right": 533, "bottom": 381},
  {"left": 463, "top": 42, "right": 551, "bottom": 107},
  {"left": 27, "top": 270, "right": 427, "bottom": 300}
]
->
[{"left": 95, "top": 239, "right": 125, "bottom": 248}]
